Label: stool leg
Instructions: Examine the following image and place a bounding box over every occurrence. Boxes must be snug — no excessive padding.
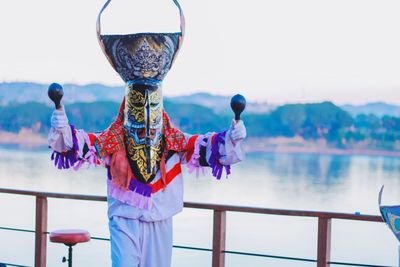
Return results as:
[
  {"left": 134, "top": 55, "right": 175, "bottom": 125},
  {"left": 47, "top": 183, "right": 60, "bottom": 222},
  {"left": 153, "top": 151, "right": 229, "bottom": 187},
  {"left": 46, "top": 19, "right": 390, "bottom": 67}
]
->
[{"left": 68, "top": 245, "right": 73, "bottom": 267}]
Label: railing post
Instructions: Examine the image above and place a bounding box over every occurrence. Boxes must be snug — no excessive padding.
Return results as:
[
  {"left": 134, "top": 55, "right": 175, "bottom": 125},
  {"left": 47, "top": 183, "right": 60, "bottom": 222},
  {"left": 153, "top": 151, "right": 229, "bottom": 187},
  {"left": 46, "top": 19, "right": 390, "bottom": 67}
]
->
[
  {"left": 35, "top": 196, "right": 48, "bottom": 267},
  {"left": 317, "top": 217, "right": 331, "bottom": 267},
  {"left": 212, "top": 210, "right": 226, "bottom": 267}
]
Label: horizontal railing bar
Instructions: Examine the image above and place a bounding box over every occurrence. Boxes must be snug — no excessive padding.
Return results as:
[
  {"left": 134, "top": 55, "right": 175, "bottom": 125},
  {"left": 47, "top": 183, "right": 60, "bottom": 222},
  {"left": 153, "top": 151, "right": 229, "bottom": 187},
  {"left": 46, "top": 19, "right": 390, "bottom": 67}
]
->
[
  {"left": 0, "top": 188, "right": 383, "bottom": 222},
  {"left": 0, "top": 188, "right": 106, "bottom": 202},
  {"left": 0, "top": 227, "right": 210, "bottom": 251},
  {"left": 173, "top": 245, "right": 213, "bottom": 252},
  {"left": 0, "top": 226, "right": 209, "bottom": 251},
  {"left": 0, "top": 227, "right": 35, "bottom": 233},
  {"left": 223, "top": 250, "right": 316, "bottom": 263},
  {"left": 0, "top": 225, "right": 393, "bottom": 266},
  {"left": 184, "top": 202, "right": 383, "bottom": 222},
  {"left": 328, "top": 261, "right": 394, "bottom": 267},
  {"left": 91, "top": 236, "right": 110, "bottom": 241},
  {"left": 0, "top": 262, "right": 30, "bottom": 267}
]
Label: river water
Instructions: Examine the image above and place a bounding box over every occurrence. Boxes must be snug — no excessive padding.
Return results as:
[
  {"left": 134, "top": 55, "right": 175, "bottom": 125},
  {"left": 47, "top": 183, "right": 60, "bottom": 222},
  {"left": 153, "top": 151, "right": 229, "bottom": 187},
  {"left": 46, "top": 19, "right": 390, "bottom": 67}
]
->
[{"left": 0, "top": 146, "right": 399, "bottom": 266}]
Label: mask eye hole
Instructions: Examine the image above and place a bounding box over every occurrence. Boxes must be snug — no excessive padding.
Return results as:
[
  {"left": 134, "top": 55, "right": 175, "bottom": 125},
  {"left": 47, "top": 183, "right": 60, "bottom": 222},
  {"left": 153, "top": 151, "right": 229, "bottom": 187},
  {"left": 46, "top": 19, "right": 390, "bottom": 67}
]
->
[
  {"left": 132, "top": 102, "right": 145, "bottom": 108},
  {"left": 150, "top": 102, "right": 159, "bottom": 108}
]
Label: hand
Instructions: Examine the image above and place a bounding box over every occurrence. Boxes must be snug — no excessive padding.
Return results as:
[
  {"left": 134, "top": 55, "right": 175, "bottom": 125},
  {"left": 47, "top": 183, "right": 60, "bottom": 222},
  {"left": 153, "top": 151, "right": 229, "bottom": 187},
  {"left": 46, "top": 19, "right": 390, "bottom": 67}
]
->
[
  {"left": 51, "top": 106, "right": 69, "bottom": 129},
  {"left": 229, "top": 120, "right": 247, "bottom": 143}
]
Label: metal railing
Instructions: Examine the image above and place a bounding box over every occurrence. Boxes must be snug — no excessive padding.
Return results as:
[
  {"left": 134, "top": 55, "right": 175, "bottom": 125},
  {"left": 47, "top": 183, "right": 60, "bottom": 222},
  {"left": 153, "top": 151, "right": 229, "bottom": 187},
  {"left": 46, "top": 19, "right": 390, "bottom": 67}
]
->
[{"left": 0, "top": 188, "right": 389, "bottom": 267}]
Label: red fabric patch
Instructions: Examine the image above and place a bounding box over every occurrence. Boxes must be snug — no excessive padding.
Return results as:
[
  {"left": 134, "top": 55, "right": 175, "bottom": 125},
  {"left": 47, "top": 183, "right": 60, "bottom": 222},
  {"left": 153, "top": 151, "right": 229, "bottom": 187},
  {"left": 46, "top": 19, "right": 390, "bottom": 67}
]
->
[
  {"left": 211, "top": 133, "right": 217, "bottom": 145},
  {"left": 151, "top": 163, "right": 182, "bottom": 193},
  {"left": 87, "top": 133, "right": 97, "bottom": 146},
  {"left": 163, "top": 112, "right": 187, "bottom": 152},
  {"left": 185, "top": 135, "right": 199, "bottom": 163},
  {"left": 96, "top": 101, "right": 125, "bottom": 157},
  {"left": 97, "top": 121, "right": 124, "bottom": 157}
]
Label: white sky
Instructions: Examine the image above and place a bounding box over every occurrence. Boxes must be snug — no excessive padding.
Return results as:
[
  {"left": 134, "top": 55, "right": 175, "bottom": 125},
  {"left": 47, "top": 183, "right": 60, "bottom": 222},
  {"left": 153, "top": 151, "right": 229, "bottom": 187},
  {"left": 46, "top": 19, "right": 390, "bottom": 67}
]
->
[{"left": 1, "top": 0, "right": 400, "bottom": 105}]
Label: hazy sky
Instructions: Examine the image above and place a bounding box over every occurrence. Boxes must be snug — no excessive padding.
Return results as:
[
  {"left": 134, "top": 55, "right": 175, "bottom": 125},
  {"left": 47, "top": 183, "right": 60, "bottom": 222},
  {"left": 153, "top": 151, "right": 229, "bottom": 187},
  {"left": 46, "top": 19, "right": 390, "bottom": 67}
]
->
[{"left": 1, "top": 0, "right": 400, "bottom": 105}]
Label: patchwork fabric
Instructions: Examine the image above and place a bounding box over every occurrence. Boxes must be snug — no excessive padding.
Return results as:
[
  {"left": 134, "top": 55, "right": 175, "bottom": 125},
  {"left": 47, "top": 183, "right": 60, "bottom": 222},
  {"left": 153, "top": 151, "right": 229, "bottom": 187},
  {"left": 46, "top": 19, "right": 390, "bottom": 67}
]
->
[
  {"left": 96, "top": 100, "right": 125, "bottom": 157},
  {"left": 97, "top": 99, "right": 187, "bottom": 204},
  {"left": 163, "top": 112, "right": 187, "bottom": 151},
  {"left": 97, "top": 102, "right": 186, "bottom": 158}
]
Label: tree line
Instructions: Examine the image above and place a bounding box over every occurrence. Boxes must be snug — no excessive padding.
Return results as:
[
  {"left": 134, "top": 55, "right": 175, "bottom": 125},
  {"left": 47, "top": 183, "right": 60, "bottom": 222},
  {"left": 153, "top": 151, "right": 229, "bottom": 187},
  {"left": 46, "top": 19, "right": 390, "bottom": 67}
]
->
[{"left": 1, "top": 101, "right": 399, "bottom": 150}]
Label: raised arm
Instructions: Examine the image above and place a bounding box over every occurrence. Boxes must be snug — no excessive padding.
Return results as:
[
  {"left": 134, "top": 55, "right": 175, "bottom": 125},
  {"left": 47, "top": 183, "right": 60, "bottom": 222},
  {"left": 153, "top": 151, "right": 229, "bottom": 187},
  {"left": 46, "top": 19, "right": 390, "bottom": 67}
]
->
[
  {"left": 47, "top": 83, "right": 100, "bottom": 170},
  {"left": 48, "top": 105, "right": 99, "bottom": 170},
  {"left": 182, "top": 119, "right": 247, "bottom": 179}
]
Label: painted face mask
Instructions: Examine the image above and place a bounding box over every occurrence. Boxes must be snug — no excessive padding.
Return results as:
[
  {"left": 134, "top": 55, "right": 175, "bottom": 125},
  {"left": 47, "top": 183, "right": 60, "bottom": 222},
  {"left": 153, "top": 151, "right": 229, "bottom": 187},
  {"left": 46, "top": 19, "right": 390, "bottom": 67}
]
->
[
  {"left": 96, "top": 0, "right": 185, "bottom": 183},
  {"left": 123, "top": 82, "right": 164, "bottom": 183}
]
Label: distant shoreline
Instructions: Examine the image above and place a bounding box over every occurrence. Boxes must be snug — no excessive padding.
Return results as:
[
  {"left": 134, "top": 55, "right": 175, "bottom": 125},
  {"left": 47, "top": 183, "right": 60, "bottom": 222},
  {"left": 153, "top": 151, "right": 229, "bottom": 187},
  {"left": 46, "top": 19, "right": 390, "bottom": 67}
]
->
[
  {"left": 243, "top": 137, "right": 400, "bottom": 158},
  {"left": 244, "top": 143, "right": 400, "bottom": 158},
  {"left": 0, "top": 130, "right": 47, "bottom": 147},
  {"left": 1, "top": 131, "right": 400, "bottom": 158}
]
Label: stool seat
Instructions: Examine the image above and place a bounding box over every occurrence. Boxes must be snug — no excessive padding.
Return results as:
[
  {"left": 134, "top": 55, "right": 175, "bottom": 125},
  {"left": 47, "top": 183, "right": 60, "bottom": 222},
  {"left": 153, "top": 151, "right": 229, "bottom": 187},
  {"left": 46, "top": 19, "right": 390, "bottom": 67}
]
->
[{"left": 50, "top": 229, "right": 91, "bottom": 245}]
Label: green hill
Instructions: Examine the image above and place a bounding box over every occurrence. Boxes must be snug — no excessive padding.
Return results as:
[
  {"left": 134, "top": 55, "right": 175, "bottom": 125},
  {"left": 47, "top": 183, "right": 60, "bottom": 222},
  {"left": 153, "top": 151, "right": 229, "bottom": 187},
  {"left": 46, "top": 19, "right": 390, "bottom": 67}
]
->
[{"left": 1, "top": 100, "right": 400, "bottom": 150}]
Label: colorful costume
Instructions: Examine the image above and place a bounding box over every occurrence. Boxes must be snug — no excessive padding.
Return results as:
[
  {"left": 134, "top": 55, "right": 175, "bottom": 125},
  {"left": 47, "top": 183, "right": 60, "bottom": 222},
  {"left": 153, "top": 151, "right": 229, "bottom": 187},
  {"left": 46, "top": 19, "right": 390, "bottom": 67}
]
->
[{"left": 48, "top": 0, "right": 246, "bottom": 266}]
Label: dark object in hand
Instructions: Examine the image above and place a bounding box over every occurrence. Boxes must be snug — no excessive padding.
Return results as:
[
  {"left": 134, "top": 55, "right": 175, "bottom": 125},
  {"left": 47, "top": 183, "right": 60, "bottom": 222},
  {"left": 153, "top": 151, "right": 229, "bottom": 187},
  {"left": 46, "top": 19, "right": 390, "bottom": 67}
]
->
[
  {"left": 48, "top": 83, "right": 64, "bottom": 109},
  {"left": 230, "top": 94, "right": 246, "bottom": 121}
]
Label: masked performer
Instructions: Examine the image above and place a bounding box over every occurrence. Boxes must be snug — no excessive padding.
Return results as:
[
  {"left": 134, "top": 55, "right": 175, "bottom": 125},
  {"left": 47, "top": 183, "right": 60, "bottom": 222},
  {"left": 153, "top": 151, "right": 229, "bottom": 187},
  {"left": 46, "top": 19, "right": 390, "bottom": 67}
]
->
[{"left": 48, "top": 0, "right": 246, "bottom": 266}]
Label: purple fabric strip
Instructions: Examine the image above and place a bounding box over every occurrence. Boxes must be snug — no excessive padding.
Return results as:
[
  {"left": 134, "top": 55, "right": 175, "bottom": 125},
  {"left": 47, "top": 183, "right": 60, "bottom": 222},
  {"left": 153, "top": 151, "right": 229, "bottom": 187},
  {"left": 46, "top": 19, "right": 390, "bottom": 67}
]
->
[
  {"left": 107, "top": 167, "right": 152, "bottom": 197},
  {"left": 107, "top": 180, "right": 152, "bottom": 210},
  {"left": 51, "top": 125, "right": 79, "bottom": 170},
  {"left": 107, "top": 167, "right": 152, "bottom": 209},
  {"left": 107, "top": 167, "right": 112, "bottom": 180},
  {"left": 128, "top": 178, "right": 152, "bottom": 197},
  {"left": 208, "top": 131, "right": 231, "bottom": 179}
]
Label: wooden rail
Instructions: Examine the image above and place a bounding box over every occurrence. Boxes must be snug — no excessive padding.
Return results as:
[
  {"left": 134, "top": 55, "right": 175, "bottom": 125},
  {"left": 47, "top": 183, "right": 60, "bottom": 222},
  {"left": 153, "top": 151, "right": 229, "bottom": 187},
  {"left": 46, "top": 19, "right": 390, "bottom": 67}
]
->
[{"left": 0, "top": 188, "right": 384, "bottom": 267}]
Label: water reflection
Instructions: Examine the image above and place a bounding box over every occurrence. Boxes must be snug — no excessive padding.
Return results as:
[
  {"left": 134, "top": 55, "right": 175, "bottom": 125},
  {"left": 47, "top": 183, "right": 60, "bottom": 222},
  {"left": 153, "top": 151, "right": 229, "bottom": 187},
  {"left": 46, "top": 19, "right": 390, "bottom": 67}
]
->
[
  {"left": 381, "top": 156, "right": 400, "bottom": 172},
  {"left": 251, "top": 153, "right": 351, "bottom": 186},
  {"left": 1, "top": 148, "right": 400, "bottom": 266}
]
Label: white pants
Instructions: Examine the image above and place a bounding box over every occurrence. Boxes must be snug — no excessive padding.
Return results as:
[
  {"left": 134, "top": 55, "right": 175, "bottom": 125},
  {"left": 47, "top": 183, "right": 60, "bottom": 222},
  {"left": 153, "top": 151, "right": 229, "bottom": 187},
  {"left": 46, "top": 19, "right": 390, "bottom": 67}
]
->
[{"left": 109, "top": 216, "right": 173, "bottom": 267}]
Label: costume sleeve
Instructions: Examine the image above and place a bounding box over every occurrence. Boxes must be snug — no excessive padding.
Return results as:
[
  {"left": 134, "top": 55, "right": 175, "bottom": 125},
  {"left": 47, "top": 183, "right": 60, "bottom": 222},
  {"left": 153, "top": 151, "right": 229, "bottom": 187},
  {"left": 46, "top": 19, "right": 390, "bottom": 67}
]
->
[
  {"left": 182, "top": 130, "right": 245, "bottom": 179},
  {"left": 48, "top": 108, "right": 100, "bottom": 170}
]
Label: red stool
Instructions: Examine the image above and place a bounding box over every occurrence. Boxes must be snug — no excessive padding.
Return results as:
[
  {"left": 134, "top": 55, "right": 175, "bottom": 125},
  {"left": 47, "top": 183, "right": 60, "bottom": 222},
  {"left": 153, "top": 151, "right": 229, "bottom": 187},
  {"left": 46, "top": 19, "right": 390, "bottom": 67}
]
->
[{"left": 50, "top": 229, "right": 91, "bottom": 267}]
